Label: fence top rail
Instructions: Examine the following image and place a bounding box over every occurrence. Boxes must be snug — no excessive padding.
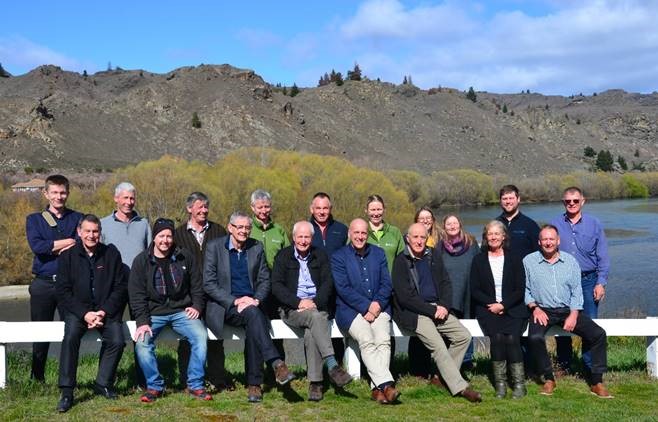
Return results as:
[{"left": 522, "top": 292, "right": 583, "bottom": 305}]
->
[{"left": 1, "top": 318, "right": 657, "bottom": 343}]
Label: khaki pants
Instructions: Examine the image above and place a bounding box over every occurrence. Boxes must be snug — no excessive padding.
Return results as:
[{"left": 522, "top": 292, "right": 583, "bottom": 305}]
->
[
  {"left": 348, "top": 312, "right": 394, "bottom": 388},
  {"left": 415, "top": 314, "right": 470, "bottom": 395},
  {"left": 281, "top": 309, "right": 334, "bottom": 382}
]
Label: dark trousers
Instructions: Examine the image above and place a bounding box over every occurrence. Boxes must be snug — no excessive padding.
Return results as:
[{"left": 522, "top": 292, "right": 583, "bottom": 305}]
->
[
  {"left": 58, "top": 314, "right": 125, "bottom": 389},
  {"left": 528, "top": 308, "right": 607, "bottom": 378},
  {"left": 29, "top": 277, "right": 62, "bottom": 380},
  {"left": 556, "top": 272, "right": 599, "bottom": 371},
  {"left": 225, "top": 305, "right": 281, "bottom": 386}
]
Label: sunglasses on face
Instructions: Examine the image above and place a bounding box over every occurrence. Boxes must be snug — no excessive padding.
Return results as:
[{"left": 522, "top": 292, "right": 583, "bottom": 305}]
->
[{"left": 563, "top": 199, "right": 581, "bottom": 205}]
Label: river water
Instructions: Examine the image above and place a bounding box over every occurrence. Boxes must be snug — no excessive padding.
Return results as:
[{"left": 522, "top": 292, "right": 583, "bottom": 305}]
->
[{"left": 453, "top": 197, "right": 658, "bottom": 317}]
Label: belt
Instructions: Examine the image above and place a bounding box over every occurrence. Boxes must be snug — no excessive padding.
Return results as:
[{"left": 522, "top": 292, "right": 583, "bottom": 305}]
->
[
  {"left": 34, "top": 275, "right": 57, "bottom": 282},
  {"left": 581, "top": 270, "right": 596, "bottom": 277}
]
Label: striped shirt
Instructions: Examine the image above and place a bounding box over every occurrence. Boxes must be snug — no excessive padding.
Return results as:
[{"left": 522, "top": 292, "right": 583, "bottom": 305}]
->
[{"left": 523, "top": 251, "right": 583, "bottom": 311}]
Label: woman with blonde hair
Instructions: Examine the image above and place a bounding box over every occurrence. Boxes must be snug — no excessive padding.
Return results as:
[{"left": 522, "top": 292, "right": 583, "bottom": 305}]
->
[
  {"left": 470, "top": 220, "right": 527, "bottom": 398},
  {"left": 414, "top": 206, "right": 440, "bottom": 248}
]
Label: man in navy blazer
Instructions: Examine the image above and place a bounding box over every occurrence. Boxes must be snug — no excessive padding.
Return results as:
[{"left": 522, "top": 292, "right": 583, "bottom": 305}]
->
[{"left": 331, "top": 218, "right": 399, "bottom": 404}]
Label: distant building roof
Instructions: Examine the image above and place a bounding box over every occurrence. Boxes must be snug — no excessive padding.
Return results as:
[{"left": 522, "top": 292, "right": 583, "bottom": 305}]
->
[{"left": 11, "top": 178, "right": 45, "bottom": 191}]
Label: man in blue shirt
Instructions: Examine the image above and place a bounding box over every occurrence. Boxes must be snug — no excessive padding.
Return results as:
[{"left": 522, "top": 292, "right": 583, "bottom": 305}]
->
[
  {"left": 25, "top": 174, "right": 82, "bottom": 382},
  {"left": 331, "top": 218, "right": 399, "bottom": 404},
  {"left": 551, "top": 186, "right": 610, "bottom": 374},
  {"left": 523, "top": 225, "right": 611, "bottom": 398}
]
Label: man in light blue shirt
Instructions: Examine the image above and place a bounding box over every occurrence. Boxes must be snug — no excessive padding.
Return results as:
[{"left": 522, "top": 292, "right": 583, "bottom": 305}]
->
[
  {"left": 523, "top": 225, "right": 611, "bottom": 398},
  {"left": 551, "top": 186, "right": 610, "bottom": 374}
]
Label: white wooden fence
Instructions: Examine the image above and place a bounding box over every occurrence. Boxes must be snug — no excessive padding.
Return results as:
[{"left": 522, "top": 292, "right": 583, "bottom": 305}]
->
[{"left": 1, "top": 318, "right": 658, "bottom": 389}]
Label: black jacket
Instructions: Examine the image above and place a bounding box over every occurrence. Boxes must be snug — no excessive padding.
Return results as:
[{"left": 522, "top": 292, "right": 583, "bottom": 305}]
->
[
  {"left": 391, "top": 247, "right": 453, "bottom": 331},
  {"left": 128, "top": 245, "right": 204, "bottom": 327},
  {"left": 271, "top": 245, "right": 335, "bottom": 315},
  {"left": 174, "top": 221, "right": 227, "bottom": 266},
  {"left": 469, "top": 251, "right": 528, "bottom": 320},
  {"left": 56, "top": 242, "right": 127, "bottom": 321}
]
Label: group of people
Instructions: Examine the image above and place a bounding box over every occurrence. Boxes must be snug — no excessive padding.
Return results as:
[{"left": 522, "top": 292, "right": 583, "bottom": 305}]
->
[{"left": 25, "top": 175, "right": 613, "bottom": 413}]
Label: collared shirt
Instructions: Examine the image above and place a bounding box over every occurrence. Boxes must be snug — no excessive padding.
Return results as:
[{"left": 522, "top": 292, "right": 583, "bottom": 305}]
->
[
  {"left": 523, "top": 251, "right": 583, "bottom": 310},
  {"left": 294, "top": 248, "right": 316, "bottom": 299},
  {"left": 352, "top": 245, "right": 374, "bottom": 298},
  {"left": 187, "top": 221, "right": 209, "bottom": 248},
  {"left": 551, "top": 212, "right": 610, "bottom": 285},
  {"left": 226, "top": 237, "right": 253, "bottom": 297},
  {"left": 26, "top": 207, "right": 83, "bottom": 277},
  {"left": 496, "top": 211, "right": 540, "bottom": 258}
]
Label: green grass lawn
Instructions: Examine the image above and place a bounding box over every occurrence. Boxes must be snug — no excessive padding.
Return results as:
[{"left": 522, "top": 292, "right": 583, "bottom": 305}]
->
[{"left": 1, "top": 337, "right": 657, "bottom": 421}]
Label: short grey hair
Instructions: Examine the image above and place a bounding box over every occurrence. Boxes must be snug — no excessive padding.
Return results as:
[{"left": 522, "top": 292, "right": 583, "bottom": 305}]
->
[
  {"left": 186, "top": 191, "right": 210, "bottom": 209},
  {"left": 292, "top": 221, "right": 314, "bottom": 237},
  {"left": 229, "top": 211, "right": 251, "bottom": 226},
  {"left": 114, "top": 182, "right": 136, "bottom": 196},
  {"left": 250, "top": 189, "right": 272, "bottom": 205}
]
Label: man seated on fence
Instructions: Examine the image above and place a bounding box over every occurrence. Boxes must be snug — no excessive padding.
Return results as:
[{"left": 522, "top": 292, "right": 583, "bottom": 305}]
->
[
  {"left": 203, "top": 211, "right": 295, "bottom": 403},
  {"left": 271, "top": 220, "right": 353, "bottom": 401},
  {"left": 55, "top": 214, "right": 127, "bottom": 413},
  {"left": 331, "top": 218, "right": 400, "bottom": 404},
  {"left": 128, "top": 218, "right": 212, "bottom": 402},
  {"left": 391, "top": 223, "right": 482, "bottom": 403},
  {"left": 523, "top": 225, "right": 612, "bottom": 398}
]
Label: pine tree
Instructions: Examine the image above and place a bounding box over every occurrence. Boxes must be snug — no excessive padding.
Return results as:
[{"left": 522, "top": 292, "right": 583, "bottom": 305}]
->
[
  {"left": 290, "top": 83, "right": 300, "bottom": 97},
  {"left": 347, "top": 63, "right": 362, "bottom": 81},
  {"left": 466, "top": 87, "right": 477, "bottom": 103},
  {"left": 502, "top": 104, "right": 508, "bottom": 113},
  {"left": 583, "top": 146, "right": 596, "bottom": 157},
  {"left": 617, "top": 156, "right": 628, "bottom": 170},
  {"left": 191, "top": 112, "right": 202, "bottom": 129},
  {"left": 403, "top": 76, "right": 408, "bottom": 85},
  {"left": 595, "top": 150, "right": 613, "bottom": 171},
  {"left": 330, "top": 71, "right": 344, "bottom": 86}
]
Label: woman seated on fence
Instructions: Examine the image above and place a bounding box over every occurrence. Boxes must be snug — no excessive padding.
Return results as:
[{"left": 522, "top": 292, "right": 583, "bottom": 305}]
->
[{"left": 470, "top": 220, "right": 528, "bottom": 399}]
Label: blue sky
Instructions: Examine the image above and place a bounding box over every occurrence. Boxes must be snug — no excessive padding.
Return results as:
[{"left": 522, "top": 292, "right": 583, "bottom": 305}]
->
[{"left": 2, "top": 0, "right": 657, "bottom": 95}]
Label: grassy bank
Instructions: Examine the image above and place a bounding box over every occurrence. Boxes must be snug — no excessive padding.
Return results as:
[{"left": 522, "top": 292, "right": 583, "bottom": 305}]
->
[{"left": 1, "top": 337, "right": 656, "bottom": 421}]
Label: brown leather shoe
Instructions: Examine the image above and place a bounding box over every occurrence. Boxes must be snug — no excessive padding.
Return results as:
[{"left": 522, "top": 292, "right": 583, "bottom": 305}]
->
[
  {"left": 459, "top": 387, "right": 482, "bottom": 403},
  {"left": 590, "top": 383, "right": 613, "bottom": 399},
  {"left": 540, "top": 380, "right": 556, "bottom": 396},
  {"left": 273, "top": 361, "right": 296, "bottom": 385},
  {"left": 308, "top": 383, "right": 323, "bottom": 402},
  {"left": 328, "top": 366, "right": 353, "bottom": 388},
  {"left": 383, "top": 385, "right": 400, "bottom": 403},
  {"left": 428, "top": 374, "right": 446, "bottom": 389},
  {"left": 247, "top": 385, "right": 262, "bottom": 403},
  {"left": 371, "top": 388, "right": 388, "bottom": 404}
]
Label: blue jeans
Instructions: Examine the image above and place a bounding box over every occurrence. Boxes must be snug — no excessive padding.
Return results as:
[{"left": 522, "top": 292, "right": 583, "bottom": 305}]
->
[
  {"left": 135, "top": 311, "right": 208, "bottom": 391},
  {"left": 556, "top": 272, "right": 599, "bottom": 371}
]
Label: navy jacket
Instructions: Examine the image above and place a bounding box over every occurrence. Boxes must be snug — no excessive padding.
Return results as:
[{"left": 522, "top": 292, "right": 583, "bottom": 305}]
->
[
  {"left": 496, "top": 212, "right": 540, "bottom": 259},
  {"left": 56, "top": 242, "right": 127, "bottom": 321},
  {"left": 331, "top": 244, "right": 392, "bottom": 330},
  {"left": 310, "top": 216, "right": 348, "bottom": 257}
]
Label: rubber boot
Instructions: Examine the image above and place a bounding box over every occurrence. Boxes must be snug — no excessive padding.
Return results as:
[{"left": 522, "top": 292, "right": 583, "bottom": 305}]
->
[
  {"left": 509, "top": 362, "right": 527, "bottom": 399},
  {"left": 492, "top": 361, "right": 507, "bottom": 398}
]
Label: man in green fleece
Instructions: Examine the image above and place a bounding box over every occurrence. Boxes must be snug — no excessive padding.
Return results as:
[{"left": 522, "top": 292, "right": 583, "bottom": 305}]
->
[{"left": 249, "top": 189, "right": 291, "bottom": 269}]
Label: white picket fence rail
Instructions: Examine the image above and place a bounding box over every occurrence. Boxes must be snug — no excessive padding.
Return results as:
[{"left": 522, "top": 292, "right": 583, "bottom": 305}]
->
[{"left": 2, "top": 318, "right": 658, "bottom": 388}]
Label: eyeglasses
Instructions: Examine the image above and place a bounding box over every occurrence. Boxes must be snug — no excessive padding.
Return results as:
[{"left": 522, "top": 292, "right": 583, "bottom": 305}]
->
[
  {"left": 231, "top": 223, "right": 252, "bottom": 231},
  {"left": 563, "top": 199, "right": 581, "bottom": 205}
]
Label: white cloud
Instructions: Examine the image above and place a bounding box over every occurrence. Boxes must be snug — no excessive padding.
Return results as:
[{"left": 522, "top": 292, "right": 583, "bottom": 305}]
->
[
  {"left": 0, "top": 36, "right": 90, "bottom": 74},
  {"left": 330, "top": 0, "right": 658, "bottom": 94}
]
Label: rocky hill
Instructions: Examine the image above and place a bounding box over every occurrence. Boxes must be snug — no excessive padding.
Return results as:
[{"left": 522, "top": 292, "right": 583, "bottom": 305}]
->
[{"left": 1, "top": 64, "right": 656, "bottom": 176}]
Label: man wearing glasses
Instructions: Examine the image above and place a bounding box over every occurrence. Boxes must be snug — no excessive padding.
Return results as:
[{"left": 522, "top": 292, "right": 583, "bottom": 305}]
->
[
  {"left": 203, "top": 211, "right": 295, "bottom": 403},
  {"left": 551, "top": 186, "right": 610, "bottom": 378}
]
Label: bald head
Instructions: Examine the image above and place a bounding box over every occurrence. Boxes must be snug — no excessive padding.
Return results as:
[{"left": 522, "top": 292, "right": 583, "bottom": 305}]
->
[{"left": 349, "top": 218, "right": 369, "bottom": 252}]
